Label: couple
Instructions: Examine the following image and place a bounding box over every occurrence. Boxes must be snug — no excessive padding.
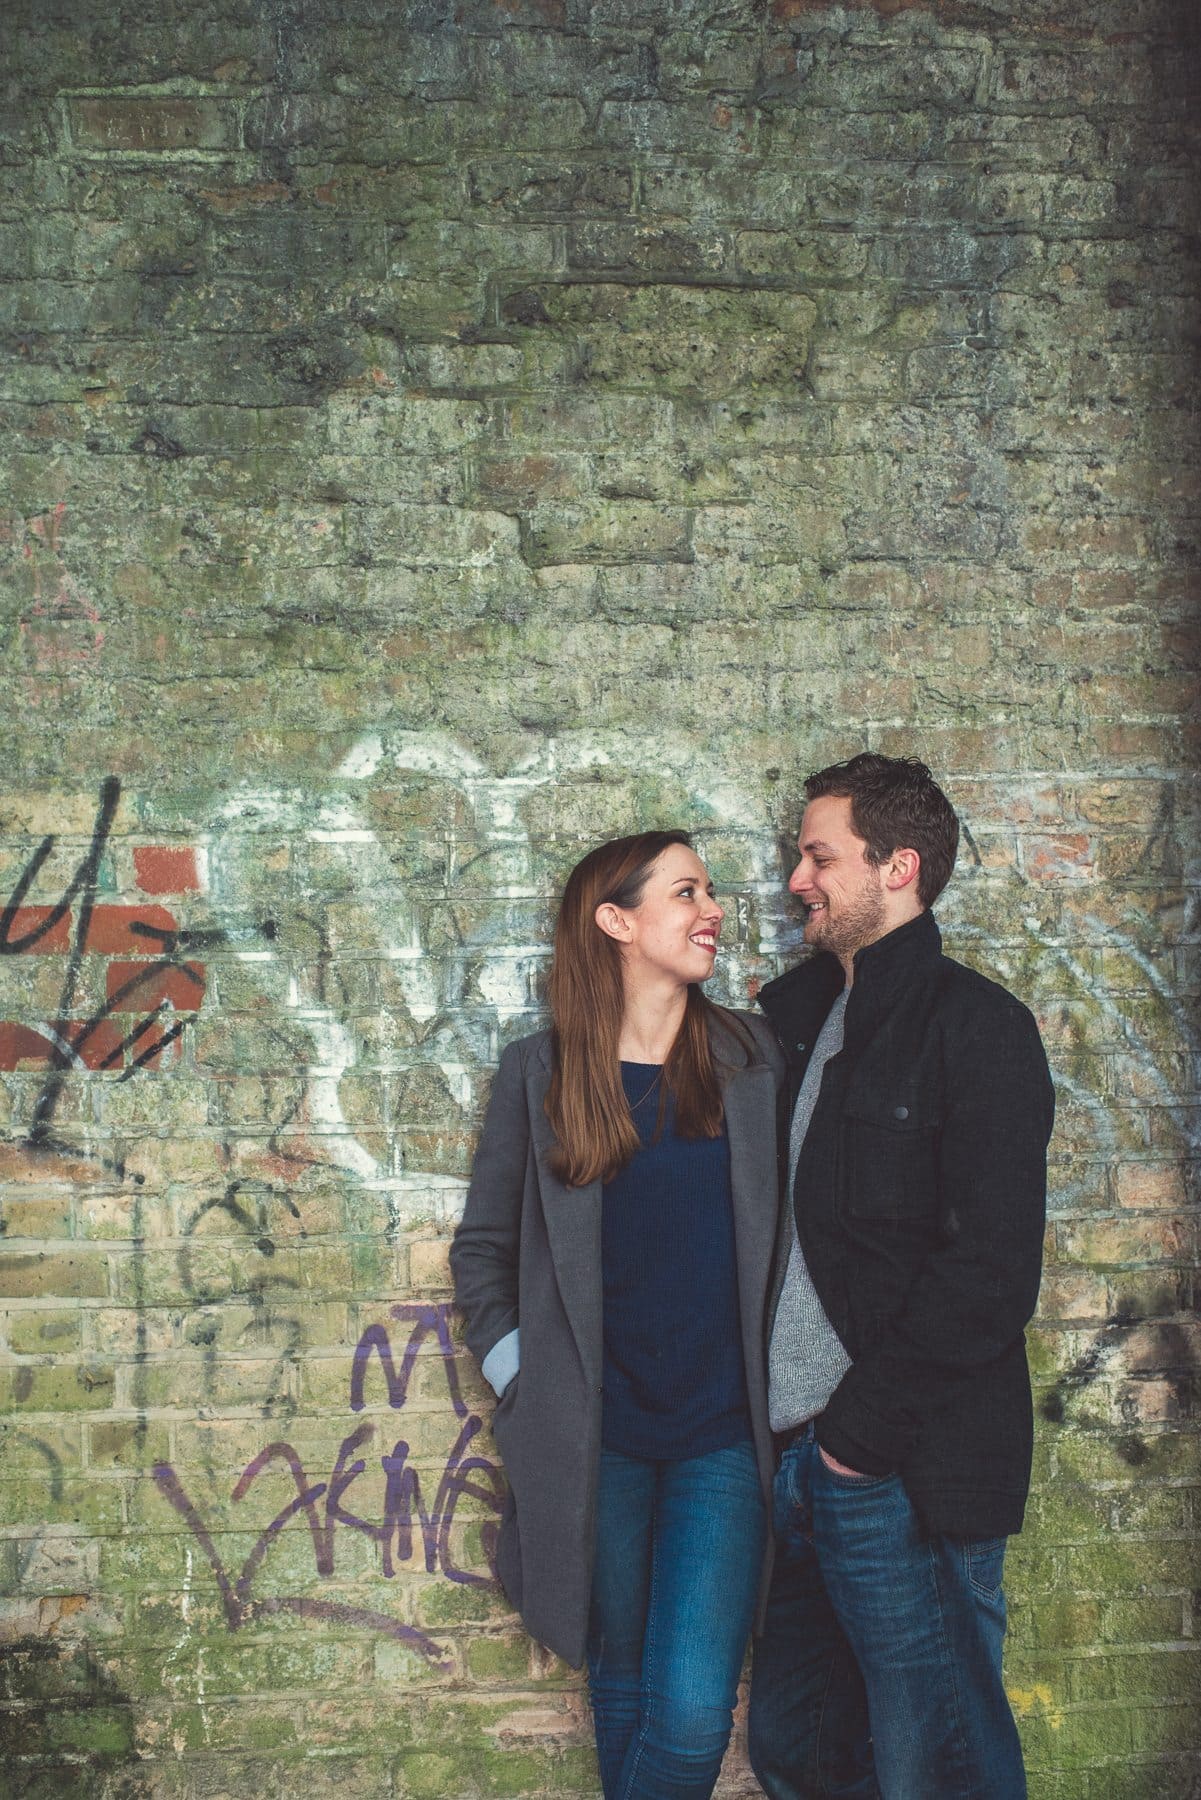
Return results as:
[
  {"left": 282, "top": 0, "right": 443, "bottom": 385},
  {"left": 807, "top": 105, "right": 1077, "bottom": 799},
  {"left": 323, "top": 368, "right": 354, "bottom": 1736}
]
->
[{"left": 452, "top": 752, "right": 1054, "bottom": 1800}]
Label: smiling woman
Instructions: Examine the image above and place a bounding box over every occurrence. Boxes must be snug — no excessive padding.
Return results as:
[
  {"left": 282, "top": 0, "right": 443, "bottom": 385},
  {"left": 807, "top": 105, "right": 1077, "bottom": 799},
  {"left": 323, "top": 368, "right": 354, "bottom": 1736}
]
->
[
  {"left": 600, "top": 842, "right": 724, "bottom": 992},
  {"left": 451, "top": 831, "right": 785, "bottom": 1800}
]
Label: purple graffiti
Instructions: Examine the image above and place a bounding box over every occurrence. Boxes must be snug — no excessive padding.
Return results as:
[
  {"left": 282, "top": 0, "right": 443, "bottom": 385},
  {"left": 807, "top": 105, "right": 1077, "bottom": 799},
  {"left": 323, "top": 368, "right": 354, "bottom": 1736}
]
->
[
  {"left": 350, "top": 1299, "right": 467, "bottom": 1418},
  {"left": 153, "top": 1301, "right": 506, "bottom": 1664}
]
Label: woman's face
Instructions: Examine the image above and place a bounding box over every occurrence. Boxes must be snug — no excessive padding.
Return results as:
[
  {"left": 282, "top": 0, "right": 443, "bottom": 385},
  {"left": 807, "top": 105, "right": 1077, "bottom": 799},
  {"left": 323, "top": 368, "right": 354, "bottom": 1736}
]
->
[{"left": 601, "top": 843, "right": 724, "bottom": 989}]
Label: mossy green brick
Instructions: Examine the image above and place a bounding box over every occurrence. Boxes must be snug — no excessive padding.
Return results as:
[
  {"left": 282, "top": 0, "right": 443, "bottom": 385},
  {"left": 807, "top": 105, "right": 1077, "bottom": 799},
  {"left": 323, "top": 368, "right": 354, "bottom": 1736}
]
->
[
  {"left": 0, "top": 1253, "right": 110, "bottom": 1302},
  {"left": 98, "top": 1530, "right": 191, "bottom": 1589},
  {"left": 465, "top": 1633, "right": 533, "bottom": 1683},
  {"left": 4, "top": 1308, "right": 82, "bottom": 1355},
  {"left": 477, "top": 1745, "right": 567, "bottom": 1794},
  {"left": 1099, "top": 1596, "right": 1187, "bottom": 1644},
  {"left": 1053, "top": 1428, "right": 1199, "bottom": 1485},
  {"left": 398, "top": 1748, "right": 477, "bottom": 1796},
  {"left": 1129, "top": 1700, "right": 1201, "bottom": 1754},
  {"left": 0, "top": 1470, "right": 124, "bottom": 1533},
  {"left": 0, "top": 1359, "right": 117, "bottom": 1414},
  {"left": 1066, "top": 1649, "right": 1201, "bottom": 1704},
  {"left": 1082, "top": 1759, "right": 1199, "bottom": 1800},
  {"left": 416, "top": 1577, "right": 513, "bottom": 1630},
  {"left": 1059, "top": 1539, "right": 1192, "bottom": 1596}
]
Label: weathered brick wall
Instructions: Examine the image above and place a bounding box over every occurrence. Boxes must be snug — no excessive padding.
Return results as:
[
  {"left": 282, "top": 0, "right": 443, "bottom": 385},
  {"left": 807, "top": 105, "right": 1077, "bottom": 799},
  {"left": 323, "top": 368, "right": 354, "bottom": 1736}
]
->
[{"left": 1, "top": 0, "right": 1198, "bottom": 1793}]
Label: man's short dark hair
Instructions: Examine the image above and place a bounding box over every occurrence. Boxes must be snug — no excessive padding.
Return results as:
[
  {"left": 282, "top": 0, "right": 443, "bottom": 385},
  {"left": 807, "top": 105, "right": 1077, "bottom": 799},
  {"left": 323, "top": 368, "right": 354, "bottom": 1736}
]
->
[{"left": 804, "top": 753, "right": 959, "bottom": 909}]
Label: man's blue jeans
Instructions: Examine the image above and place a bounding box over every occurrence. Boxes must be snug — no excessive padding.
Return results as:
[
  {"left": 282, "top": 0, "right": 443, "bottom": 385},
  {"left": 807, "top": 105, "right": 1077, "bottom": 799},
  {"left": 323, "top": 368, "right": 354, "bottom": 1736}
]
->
[
  {"left": 748, "top": 1427, "right": 1026, "bottom": 1799},
  {"left": 587, "top": 1439, "right": 767, "bottom": 1800}
]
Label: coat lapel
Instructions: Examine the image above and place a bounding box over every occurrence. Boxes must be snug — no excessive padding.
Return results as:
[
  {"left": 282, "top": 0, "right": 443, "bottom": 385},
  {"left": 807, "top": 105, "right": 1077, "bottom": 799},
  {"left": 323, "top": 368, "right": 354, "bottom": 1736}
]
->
[
  {"left": 526, "top": 1039, "right": 604, "bottom": 1389},
  {"left": 718, "top": 1052, "right": 779, "bottom": 1349}
]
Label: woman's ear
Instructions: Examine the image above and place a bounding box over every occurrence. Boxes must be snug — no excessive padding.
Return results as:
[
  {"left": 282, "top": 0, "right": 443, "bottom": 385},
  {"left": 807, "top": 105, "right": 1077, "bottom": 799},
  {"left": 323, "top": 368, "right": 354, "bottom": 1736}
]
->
[{"left": 594, "top": 901, "right": 631, "bottom": 942}]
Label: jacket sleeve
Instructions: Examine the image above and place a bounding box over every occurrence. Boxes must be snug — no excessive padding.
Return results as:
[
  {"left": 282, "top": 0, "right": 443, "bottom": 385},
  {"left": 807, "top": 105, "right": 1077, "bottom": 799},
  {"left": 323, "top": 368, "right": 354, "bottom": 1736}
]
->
[
  {"left": 817, "top": 998, "right": 1054, "bottom": 1475},
  {"left": 450, "top": 1039, "right": 531, "bottom": 1397}
]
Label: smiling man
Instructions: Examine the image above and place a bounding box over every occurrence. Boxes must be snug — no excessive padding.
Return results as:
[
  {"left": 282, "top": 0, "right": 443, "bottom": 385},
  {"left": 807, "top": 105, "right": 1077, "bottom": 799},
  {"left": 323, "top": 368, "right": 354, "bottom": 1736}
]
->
[{"left": 748, "top": 753, "right": 1055, "bottom": 1800}]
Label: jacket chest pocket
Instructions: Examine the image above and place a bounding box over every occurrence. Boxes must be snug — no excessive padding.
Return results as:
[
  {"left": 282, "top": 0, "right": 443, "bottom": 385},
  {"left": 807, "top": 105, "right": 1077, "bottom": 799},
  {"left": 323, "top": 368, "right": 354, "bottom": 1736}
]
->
[{"left": 838, "top": 1101, "right": 939, "bottom": 1225}]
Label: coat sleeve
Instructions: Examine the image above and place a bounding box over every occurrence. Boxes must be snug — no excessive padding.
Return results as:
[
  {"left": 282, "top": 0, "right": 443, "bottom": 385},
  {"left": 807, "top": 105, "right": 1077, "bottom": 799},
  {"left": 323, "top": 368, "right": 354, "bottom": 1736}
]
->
[
  {"left": 816, "top": 998, "right": 1054, "bottom": 1475},
  {"left": 450, "top": 1039, "right": 532, "bottom": 1397}
]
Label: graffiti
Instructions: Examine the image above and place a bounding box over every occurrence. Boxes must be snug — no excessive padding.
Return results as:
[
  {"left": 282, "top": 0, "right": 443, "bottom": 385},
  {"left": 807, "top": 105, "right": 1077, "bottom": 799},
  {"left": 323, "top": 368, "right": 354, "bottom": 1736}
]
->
[
  {"left": 177, "top": 1180, "right": 308, "bottom": 1429},
  {"left": 152, "top": 1302, "right": 505, "bottom": 1664},
  {"left": 0, "top": 777, "right": 275, "bottom": 1177},
  {"left": 207, "top": 728, "right": 789, "bottom": 1234},
  {"left": 1038, "top": 1302, "right": 1200, "bottom": 1465},
  {"left": 1, "top": 779, "right": 198, "bottom": 1170},
  {"left": 350, "top": 1297, "right": 464, "bottom": 1414},
  {"left": 1, "top": 1429, "right": 64, "bottom": 1590}
]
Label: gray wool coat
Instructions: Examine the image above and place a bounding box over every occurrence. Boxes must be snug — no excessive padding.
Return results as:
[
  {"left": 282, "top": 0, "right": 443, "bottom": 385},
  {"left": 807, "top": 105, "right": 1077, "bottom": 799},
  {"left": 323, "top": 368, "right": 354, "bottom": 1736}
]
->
[{"left": 450, "top": 1010, "right": 785, "bottom": 1670}]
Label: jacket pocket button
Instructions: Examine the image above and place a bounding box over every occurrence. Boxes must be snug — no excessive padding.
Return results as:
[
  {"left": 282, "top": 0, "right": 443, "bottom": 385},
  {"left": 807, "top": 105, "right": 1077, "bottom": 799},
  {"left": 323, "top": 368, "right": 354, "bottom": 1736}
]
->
[{"left": 894, "top": 1105, "right": 909, "bottom": 1120}]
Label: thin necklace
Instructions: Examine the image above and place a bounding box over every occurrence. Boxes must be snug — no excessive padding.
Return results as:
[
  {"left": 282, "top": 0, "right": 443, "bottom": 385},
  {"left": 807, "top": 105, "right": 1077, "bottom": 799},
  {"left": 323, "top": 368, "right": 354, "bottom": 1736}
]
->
[{"left": 627, "top": 1067, "right": 662, "bottom": 1109}]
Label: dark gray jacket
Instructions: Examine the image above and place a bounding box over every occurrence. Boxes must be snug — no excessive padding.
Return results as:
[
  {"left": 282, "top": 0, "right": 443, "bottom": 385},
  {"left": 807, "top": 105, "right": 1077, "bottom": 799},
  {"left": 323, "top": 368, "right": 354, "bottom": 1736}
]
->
[{"left": 451, "top": 1010, "right": 784, "bottom": 1668}]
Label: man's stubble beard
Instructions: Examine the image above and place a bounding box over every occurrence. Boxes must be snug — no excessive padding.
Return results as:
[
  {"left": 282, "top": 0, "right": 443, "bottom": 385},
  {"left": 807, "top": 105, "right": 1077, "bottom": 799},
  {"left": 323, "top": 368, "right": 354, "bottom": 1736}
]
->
[{"left": 808, "top": 873, "right": 889, "bottom": 964}]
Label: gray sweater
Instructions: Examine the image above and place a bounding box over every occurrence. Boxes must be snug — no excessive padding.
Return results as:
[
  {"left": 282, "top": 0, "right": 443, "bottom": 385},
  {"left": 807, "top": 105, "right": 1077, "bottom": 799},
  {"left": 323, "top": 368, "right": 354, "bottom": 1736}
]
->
[{"left": 768, "top": 989, "right": 852, "bottom": 1432}]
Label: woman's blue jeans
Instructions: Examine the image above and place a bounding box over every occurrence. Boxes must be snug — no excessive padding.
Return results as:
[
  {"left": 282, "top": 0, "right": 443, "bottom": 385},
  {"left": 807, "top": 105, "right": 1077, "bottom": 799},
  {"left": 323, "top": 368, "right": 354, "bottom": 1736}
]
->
[
  {"left": 748, "top": 1426, "right": 1025, "bottom": 1799},
  {"left": 586, "top": 1439, "right": 767, "bottom": 1800}
]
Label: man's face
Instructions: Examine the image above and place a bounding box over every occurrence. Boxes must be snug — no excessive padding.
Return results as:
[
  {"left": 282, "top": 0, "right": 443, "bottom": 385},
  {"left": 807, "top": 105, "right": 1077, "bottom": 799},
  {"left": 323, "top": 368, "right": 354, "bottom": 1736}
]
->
[{"left": 788, "top": 794, "right": 889, "bottom": 964}]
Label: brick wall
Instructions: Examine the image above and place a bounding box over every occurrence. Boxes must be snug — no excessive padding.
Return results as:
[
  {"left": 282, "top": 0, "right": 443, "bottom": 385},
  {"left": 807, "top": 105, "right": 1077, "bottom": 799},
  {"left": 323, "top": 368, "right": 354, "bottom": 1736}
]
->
[{"left": 1, "top": 0, "right": 1198, "bottom": 1793}]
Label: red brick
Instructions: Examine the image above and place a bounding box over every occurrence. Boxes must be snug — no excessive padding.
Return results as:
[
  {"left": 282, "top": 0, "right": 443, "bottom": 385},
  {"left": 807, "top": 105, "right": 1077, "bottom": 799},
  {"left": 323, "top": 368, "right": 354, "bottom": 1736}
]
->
[
  {"left": 1115, "top": 1164, "right": 1188, "bottom": 1210},
  {"left": 84, "top": 904, "right": 178, "bottom": 955},
  {"left": 138, "top": 1031, "right": 184, "bottom": 1069},
  {"left": 132, "top": 847, "right": 201, "bottom": 895},
  {"left": 1025, "top": 835, "right": 1095, "bottom": 881},
  {"left": 105, "top": 960, "right": 205, "bottom": 1012},
  {"left": 0, "top": 907, "right": 71, "bottom": 952},
  {"left": 64, "top": 1018, "right": 127, "bottom": 1070},
  {"left": 0, "top": 1017, "right": 128, "bottom": 1071},
  {"left": 0, "top": 1022, "right": 55, "bottom": 1070}
]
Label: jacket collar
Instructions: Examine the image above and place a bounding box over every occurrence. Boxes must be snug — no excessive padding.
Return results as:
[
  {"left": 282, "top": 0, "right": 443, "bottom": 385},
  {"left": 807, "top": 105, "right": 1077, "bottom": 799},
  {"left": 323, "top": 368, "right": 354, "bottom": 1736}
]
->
[
  {"left": 844, "top": 907, "right": 942, "bottom": 1044},
  {"left": 758, "top": 908, "right": 942, "bottom": 1057}
]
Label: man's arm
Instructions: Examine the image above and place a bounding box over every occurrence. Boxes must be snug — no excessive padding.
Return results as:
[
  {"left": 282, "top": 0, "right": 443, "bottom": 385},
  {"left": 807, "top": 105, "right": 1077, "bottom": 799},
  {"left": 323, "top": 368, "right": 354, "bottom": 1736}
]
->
[{"left": 817, "top": 998, "right": 1054, "bottom": 1476}]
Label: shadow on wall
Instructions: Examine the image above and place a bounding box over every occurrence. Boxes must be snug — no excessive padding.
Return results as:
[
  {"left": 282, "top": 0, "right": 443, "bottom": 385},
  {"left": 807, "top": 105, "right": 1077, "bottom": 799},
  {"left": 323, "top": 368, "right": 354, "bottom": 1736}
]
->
[{"left": 0, "top": 1638, "right": 141, "bottom": 1797}]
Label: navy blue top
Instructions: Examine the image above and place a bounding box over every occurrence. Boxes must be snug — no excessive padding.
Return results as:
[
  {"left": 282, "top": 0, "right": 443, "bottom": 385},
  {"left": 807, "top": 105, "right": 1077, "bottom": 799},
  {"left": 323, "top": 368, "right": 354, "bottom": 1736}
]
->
[{"left": 600, "top": 1062, "right": 752, "bottom": 1461}]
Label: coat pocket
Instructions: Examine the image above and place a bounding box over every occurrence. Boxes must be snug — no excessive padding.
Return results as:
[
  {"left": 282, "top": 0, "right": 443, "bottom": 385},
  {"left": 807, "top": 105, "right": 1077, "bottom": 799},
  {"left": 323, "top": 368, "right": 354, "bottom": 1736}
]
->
[
  {"left": 838, "top": 1099, "right": 939, "bottom": 1224},
  {"left": 490, "top": 1371, "right": 521, "bottom": 1467}
]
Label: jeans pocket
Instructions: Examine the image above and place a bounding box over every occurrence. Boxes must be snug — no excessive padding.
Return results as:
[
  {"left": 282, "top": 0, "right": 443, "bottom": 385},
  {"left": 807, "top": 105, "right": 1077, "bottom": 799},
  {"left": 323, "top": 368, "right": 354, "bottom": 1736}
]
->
[
  {"left": 817, "top": 1453, "right": 895, "bottom": 1490},
  {"left": 964, "top": 1535, "right": 1007, "bottom": 1600}
]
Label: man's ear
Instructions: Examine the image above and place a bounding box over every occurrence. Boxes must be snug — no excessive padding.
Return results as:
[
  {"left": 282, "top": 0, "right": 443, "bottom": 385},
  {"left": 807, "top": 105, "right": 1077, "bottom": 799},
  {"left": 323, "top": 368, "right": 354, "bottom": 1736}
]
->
[
  {"left": 595, "top": 902, "right": 631, "bottom": 942},
  {"left": 884, "top": 848, "right": 921, "bottom": 894}
]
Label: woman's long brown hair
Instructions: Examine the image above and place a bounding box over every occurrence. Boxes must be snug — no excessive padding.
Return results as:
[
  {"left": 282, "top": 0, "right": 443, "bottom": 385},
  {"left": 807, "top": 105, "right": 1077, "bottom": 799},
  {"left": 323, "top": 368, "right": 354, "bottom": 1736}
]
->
[{"left": 545, "top": 830, "right": 745, "bottom": 1187}]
